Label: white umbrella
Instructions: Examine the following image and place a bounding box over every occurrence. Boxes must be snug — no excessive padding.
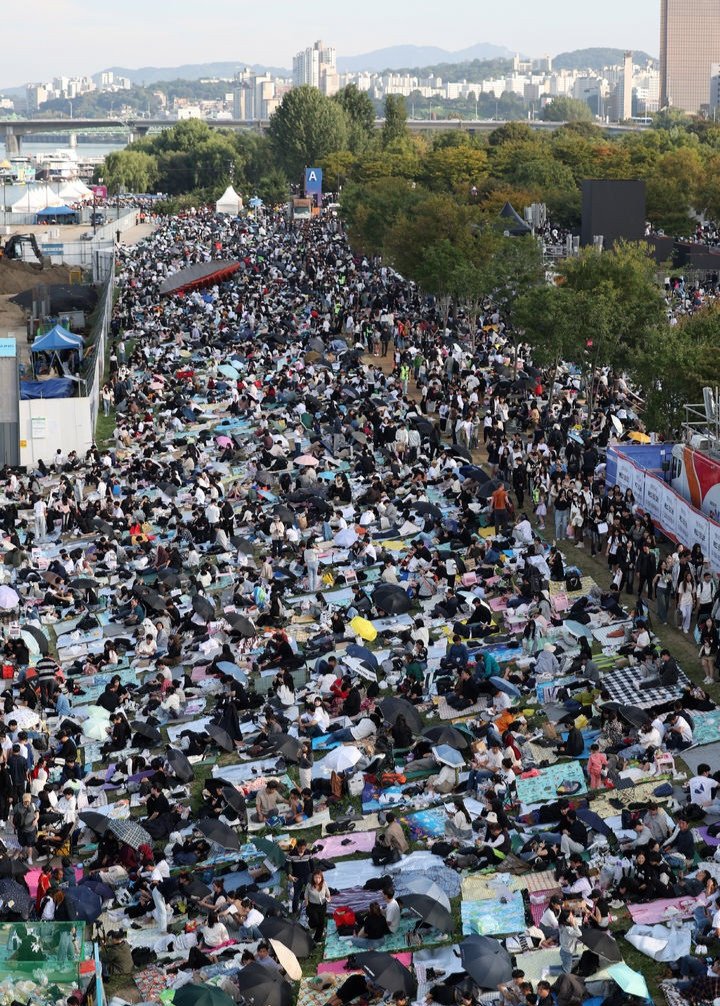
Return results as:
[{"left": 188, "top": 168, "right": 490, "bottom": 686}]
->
[
  {"left": 610, "top": 415, "right": 624, "bottom": 436},
  {"left": 343, "top": 656, "right": 377, "bottom": 682},
  {"left": 3, "top": 708, "right": 39, "bottom": 729},
  {"left": 319, "top": 745, "right": 363, "bottom": 773},
  {"left": 0, "top": 586, "right": 19, "bottom": 610},
  {"left": 270, "top": 938, "right": 303, "bottom": 980},
  {"left": 334, "top": 528, "right": 358, "bottom": 547},
  {"left": 295, "top": 454, "right": 319, "bottom": 467}
]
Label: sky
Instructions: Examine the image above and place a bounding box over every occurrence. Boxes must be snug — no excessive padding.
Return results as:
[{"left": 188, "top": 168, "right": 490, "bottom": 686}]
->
[{"left": 4, "top": 0, "right": 660, "bottom": 86}]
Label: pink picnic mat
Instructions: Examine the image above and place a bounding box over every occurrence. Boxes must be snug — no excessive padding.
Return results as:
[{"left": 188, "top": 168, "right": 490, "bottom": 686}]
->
[
  {"left": 25, "top": 866, "right": 83, "bottom": 897},
  {"left": 318, "top": 953, "right": 412, "bottom": 974},
  {"left": 313, "top": 832, "right": 376, "bottom": 858},
  {"left": 529, "top": 888, "right": 561, "bottom": 926},
  {"left": 628, "top": 896, "right": 698, "bottom": 924}
]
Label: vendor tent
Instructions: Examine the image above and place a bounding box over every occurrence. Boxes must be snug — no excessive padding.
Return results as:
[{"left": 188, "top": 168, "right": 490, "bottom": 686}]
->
[
  {"left": 215, "top": 185, "right": 243, "bottom": 215},
  {"left": 31, "top": 325, "right": 83, "bottom": 354},
  {"left": 35, "top": 205, "right": 78, "bottom": 223}
]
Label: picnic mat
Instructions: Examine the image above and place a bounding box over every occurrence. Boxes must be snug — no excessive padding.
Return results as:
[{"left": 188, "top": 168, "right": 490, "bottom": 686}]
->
[
  {"left": 513, "top": 948, "right": 562, "bottom": 984},
  {"left": 529, "top": 888, "right": 562, "bottom": 925},
  {"left": 323, "top": 916, "right": 420, "bottom": 959},
  {"left": 297, "top": 975, "right": 345, "bottom": 1006},
  {"left": 362, "top": 781, "right": 407, "bottom": 813},
  {"left": 589, "top": 778, "right": 669, "bottom": 818},
  {"left": 403, "top": 807, "right": 447, "bottom": 840},
  {"left": 317, "top": 952, "right": 413, "bottom": 975},
  {"left": 461, "top": 891, "right": 526, "bottom": 936},
  {"left": 627, "top": 895, "right": 698, "bottom": 924},
  {"left": 329, "top": 886, "right": 379, "bottom": 916},
  {"left": 312, "top": 831, "right": 376, "bottom": 858},
  {"left": 436, "top": 694, "right": 488, "bottom": 720},
  {"left": 462, "top": 874, "right": 521, "bottom": 901},
  {"left": 322, "top": 812, "right": 381, "bottom": 836},
  {"left": 515, "top": 760, "right": 587, "bottom": 805},
  {"left": 134, "top": 965, "right": 168, "bottom": 1001},
  {"left": 684, "top": 734, "right": 720, "bottom": 766},
  {"left": 601, "top": 664, "right": 689, "bottom": 709}
]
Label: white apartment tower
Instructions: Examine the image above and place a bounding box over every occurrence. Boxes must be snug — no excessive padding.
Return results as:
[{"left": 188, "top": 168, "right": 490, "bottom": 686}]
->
[{"left": 293, "top": 40, "right": 337, "bottom": 93}]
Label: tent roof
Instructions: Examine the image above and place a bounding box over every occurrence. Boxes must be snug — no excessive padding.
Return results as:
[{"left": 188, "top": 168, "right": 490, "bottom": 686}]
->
[
  {"left": 20, "top": 378, "right": 74, "bottom": 400},
  {"left": 159, "top": 260, "right": 241, "bottom": 296},
  {"left": 31, "top": 324, "right": 84, "bottom": 353},
  {"left": 215, "top": 185, "right": 243, "bottom": 214},
  {"left": 499, "top": 201, "right": 531, "bottom": 234},
  {"left": 36, "top": 204, "right": 76, "bottom": 217}
]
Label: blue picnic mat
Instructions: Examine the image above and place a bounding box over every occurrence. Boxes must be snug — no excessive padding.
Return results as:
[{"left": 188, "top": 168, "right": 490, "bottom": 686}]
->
[
  {"left": 515, "top": 760, "right": 587, "bottom": 805},
  {"left": 690, "top": 709, "right": 720, "bottom": 746},
  {"left": 402, "top": 807, "right": 447, "bottom": 840},
  {"left": 323, "top": 916, "right": 417, "bottom": 959},
  {"left": 461, "top": 891, "right": 526, "bottom": 936}
]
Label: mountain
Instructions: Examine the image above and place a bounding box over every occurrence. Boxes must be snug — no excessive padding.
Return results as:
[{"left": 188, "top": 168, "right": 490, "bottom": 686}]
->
[
  {"left": 553, "top": 47, "right": 657, "bottom": 71},
  {"left": 337, "top": 43, "right": 512, "bottom": 73},
  {"left": 95, "top": 61, "right": 291, "bottom": 85}
]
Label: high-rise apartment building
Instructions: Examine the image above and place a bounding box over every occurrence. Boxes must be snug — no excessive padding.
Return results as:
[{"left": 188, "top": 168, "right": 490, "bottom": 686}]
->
[
  {"left": 292, "top": 40, "right": 336, "bottom": 91},
  {"left": 660, "top": 0, "right": 720, "bottom": 113}
]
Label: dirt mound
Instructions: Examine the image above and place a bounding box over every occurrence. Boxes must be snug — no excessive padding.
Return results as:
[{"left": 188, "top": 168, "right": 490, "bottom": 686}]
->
[{"left": 0, "top": 259, "right": 74, "bottom": 296}]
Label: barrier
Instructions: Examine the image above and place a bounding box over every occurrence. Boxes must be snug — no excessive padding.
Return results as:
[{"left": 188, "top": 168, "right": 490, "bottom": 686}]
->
[{"left": 607, "top": 447, "right": 720, "bottom": 570}]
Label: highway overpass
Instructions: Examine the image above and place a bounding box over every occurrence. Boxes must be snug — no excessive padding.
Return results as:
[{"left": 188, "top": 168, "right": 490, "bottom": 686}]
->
[{"left": 0, "top": 115, "right": 650, "bottom": 153}]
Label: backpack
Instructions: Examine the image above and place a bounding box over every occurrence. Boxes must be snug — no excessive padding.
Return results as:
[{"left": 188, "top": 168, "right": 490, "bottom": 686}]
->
[
  {"left": 333, "top": 906, "right": 356, "bottom": 928},
  {"left": 566, "top": 573, "right": 582, "bottom": 592}
]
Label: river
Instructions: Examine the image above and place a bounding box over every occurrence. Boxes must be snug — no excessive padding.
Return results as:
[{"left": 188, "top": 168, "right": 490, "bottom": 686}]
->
[{"left": 0, "top": 140, "right": 128, "bottom": 161}]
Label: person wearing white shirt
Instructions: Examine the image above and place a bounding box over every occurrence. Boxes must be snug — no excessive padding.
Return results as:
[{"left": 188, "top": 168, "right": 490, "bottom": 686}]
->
[
  {"left": 382, "top": 888, "right": 401, "bottom": 933},
  {"left": 688, "top": 765, "right": 720, "bottom": 810}
]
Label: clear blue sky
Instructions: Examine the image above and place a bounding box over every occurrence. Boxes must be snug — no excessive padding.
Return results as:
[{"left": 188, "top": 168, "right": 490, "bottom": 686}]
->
[{"left": 4, "top": 0, "right": 660, "bottom": 86}]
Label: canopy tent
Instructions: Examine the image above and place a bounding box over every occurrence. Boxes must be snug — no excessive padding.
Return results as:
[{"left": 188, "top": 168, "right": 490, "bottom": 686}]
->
[
  {"left": 159, "top": 260, "right": 241, "bottom": 297},
  {"left": 499, "top": 201, "right": 532, "bottom": 236},
  {"left": 35, "top": 205, "right": 78, "bottom": 223},
  {"left": 215, "top": 185, "right": 244, "bottom": 215},
  {"left": 7, "top": 182, "right": 87, "bottom": 213},
  {"left": 31, "top": 325, "right": 83, "bottom": 354},
  {"left": 20, "top": 378, "right": 74, "bottom": 400}
]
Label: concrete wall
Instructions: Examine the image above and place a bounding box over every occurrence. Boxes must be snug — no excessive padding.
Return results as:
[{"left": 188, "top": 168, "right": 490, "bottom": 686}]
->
[{"left": 19, "top": 395, "right": 93, "bottom": 468}]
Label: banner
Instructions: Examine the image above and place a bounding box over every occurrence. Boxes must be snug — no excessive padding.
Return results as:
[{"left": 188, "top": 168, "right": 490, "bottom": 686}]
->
[
  {"left": 658, "top": 481, "right": 678, "bottom": 536},
  {"left": 616, "top": 456, "right": 634, "bottom": 494},
  {"left": 709, "top": 521, "right": 720, "bottom": 572},
  {"left": 631, "top": 465, "right": 646, "bottom": 508},
  {"left": 643, "top": 474, "right": 663, "bottom": 524}
]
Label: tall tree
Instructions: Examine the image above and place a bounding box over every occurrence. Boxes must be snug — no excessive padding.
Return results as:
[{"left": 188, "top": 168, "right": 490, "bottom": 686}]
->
[
  {"left": 382, "top": 95, "right": 408, "bottom": 148},
  {"left": 333, "top": 84, "right": 377, "bottom": 152},
  {"left": 541, "top": 96, "right": 593, "bottom": 123},
  {"left": 268, "top": 86, "right": 349, "bottom": 182},
  {"left": 100, "top": 150, "right": 158, "bottom": 194}
]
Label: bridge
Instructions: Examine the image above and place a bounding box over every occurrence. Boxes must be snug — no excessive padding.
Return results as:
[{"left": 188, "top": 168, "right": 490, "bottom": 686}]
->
[{"left": 0, "top": 115, "right": 650, "bottom": 153}]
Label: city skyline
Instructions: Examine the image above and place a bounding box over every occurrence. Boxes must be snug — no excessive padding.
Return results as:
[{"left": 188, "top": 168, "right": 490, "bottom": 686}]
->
[{"left": 4, "top": 0, "right": 660, "bottom": 87}]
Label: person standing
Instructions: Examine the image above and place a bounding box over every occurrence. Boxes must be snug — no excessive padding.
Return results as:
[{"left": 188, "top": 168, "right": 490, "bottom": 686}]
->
[
  {"left": 304, "top": 869, "right": 331, "bottom": 944},
  {"left": 304, "top": 539, "right": 320, "bottom": 592},
  {"left": 558, "top": 909, "right": 582, "bottom": 974},
  {"left": 490, "top": 483, "right": 510, "bottom": 532},
  {"left": 33, "top": 496, "right": 47, "bottom": 541},
  {"left": 13, "top": 793, "right": 38, "bottom": 865}
]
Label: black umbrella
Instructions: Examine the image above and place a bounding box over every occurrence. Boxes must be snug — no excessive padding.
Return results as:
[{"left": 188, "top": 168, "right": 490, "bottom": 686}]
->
[
  {"left": 250, "top": 890, "right": 286, "bottom": 916},
  {"left": 253, "top": 836, "right": 287, "bottom": 868},
  {"left": 158, "top": 482, "right": 180, "bottom": 498},
  {"left": 134, "top": 587, "right": 167, "bottom": 613},
  {"left": 222, "top": 786, "right": 248, "bottom": 816},
  {"left": 157, "top": 569, "right": 181, "bottom": 588},
  {"left": 459, "top": 935, "right": 513, "bottom": 989},
  {"left": 266, "top": 733, "right": 304, "bottom": 763},
  {"left": 398, "top": 893, "right": 454, "bottom": 933},
  {"left": 258, "top": 917, "right": 313, "bottom": 958},
  {"left": 235, "top": 963, "right": 292, "bottom": 1006},
  {"left": 131, "top": 720, "right": 162, "bottom": 746},
  {"left": 197, "top": 818, "right": 241, "bottom": 852},
  {"left": 21, "top": 624, "right": 49, "bottom": 655},
  {"left": 601, "top": 702, "right": 648, "bottom": 730},
  {"left": 580, "top": 928, "right": 623, "bottom": 962},
  {"left": 273, "top": 505, "right": 295, "bottom": 524},
  {"left": 372, "top": 585, "right": 411, "bottom": 615},
  {"left": 78, "top": 877, "right": 114, "bottom": 902},
  {"left": 413, "top": 502, "right": 443, "bottom": 519},
  {"left": 576, "top": 808, "right": 614, "bottom": 840},
  {"left": 0, "top": 858, "right": 28, "bottom": 879},
  {"left": 354, "top": 952, "right": 418, "bottom": 996},
  {"left": 167, "top": 748, "right": 195, "bottom": 783},
  {"left": 0, "top": 879, "right": 31, "bottom": 919},
  {"left": 192, "top": 595, "right": 215, "bottom": 621},
  {"left": 379, "top": 697, "right": 423, "bottom": 735},
  {"left": 206, "top": 723, "right": 234, "bottom": 752},
  {"left": 70, "top": 577, "right": 99, "bottom": 590},
  {"left": 93, "top": 517, "right": 114, "bottom": 536},
  {"left": 78, "top": 811, "right": 110, "bottom": 835},
  {"left": 224, "top": 612, "right": 257, "bottom": 638},
  {"left": 475, "top": 479, "right": 510, "bottom": 500},
  {"left": 448, "top": 444, "right": 473, "bottom": 462},
  {"left": 65, "top": 885, "right": 103, "bottom": 922},
  {"left": 346, "top": 643, "right": 379, "bottom": 670},
  {"left": 184, "top": 878, "right": 212, "bottom": 899},
  {"left": 423, "top": 726, "right": 470, "bottom": 751}
]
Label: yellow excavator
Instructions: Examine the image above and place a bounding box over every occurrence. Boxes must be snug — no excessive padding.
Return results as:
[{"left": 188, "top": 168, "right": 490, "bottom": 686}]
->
[{"left": 0, "top": 233, "right": 46, "bottom": 269}]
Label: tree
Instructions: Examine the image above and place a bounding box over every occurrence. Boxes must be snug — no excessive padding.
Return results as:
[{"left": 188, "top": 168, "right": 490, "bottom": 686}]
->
[
  {"left": 419, "top": 145, "right": 489, "bottom": 192},
  {"left": 514, "top": 284, "right": 576, "bottom": 406},
  {"left": 382, "top": 95, "right": 408, "bottom": 148},
  {"left": 100, "top": 150, "right": 158, "bottom": 194},
  {"left": 268, "top": 86, "right": 349, "bottom": 182},
  {"left": 255, "top": 167, "right": 289, "bottom": 206},
  {"left": 334, "top": 84, "right": 377, "bottom": 152},
  {"left": 542, "top": 96, "right": 593, "bottom": 123},
  {"left": 340, "top": 177, "right": 421, "bottom": 256}
]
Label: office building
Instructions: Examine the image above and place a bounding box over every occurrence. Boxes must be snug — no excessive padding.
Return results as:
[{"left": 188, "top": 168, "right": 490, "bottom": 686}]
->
[{"left": 660, "top": 0, "right": 720, "bottom": 113}]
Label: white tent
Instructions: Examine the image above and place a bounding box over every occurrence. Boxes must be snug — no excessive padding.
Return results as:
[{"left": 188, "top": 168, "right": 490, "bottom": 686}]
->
[{"left": 215, "top": 185, "right": 243, "bottom": 215}]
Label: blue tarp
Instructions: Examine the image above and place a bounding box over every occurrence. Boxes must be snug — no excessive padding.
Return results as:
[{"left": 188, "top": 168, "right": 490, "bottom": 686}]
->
[
  {"left": 36, "top": 205, "right": 76, "bottom": 217},
  {"left": 31, "top": 324, "right": 83, "bottom": 353},
  {"left": 20, "top": 378, "right": 74, "bottom": 400}
]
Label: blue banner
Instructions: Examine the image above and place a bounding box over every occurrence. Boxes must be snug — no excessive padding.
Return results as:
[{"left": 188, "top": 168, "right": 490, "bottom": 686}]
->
[{"left": 304, "top": 167, "right": 323, "bottom": 195}]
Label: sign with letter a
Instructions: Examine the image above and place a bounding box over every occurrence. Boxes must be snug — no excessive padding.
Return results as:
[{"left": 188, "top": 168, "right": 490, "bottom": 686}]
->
[{"left": 305, "top": 168, "right": 323, "bottom": 196}]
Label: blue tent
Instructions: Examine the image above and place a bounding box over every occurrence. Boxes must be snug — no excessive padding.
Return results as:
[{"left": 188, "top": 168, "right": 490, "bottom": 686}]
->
[
  {"left": 36, "top": 205, "right": 76, "bottom": 218},
  {"left": 31, "top": 325, "right": 83, "bottom": 353}
]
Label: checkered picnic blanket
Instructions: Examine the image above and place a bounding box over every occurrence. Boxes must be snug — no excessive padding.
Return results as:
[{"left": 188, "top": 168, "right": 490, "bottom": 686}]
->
[{"left": 601, "top": 663, "right": 690, "bottom": 709}]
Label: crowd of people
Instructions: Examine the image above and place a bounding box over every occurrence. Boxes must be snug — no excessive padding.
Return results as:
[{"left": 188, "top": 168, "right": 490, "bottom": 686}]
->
[{"left": 0, "top": 205, "right": 716, "bottom": 1006}]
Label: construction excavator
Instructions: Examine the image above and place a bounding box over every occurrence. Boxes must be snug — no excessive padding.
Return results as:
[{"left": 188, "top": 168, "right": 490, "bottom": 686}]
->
[{"left": 0, "top": 233, "right": 46, "bottom": 269}]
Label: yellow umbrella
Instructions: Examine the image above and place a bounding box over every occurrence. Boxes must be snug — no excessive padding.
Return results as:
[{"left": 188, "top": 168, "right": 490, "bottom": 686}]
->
[
  {"left": 350, "top": 616, "right": 377, "bottom": 642},
  {"left": 628, "top": 431, "right": 651, "bottom": 444}
]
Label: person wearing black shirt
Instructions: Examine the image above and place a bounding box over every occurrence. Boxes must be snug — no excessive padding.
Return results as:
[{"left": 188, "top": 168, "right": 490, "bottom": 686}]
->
[
  {"left": 145, "top": 784, "right": 170, "bottom": 819},
  {"left": 286, "top": 837, "right": 313, "bottom": 913},
  {"left": 447, "top": 668, "right": 480, "bottom": 710}
]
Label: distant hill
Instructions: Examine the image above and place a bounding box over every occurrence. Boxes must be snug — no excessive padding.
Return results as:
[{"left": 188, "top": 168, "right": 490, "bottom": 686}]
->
[
  {"left": 95, "top": 61, "right": 291, "bottom": 85},
  {"left": 553, "top": 47, "right": 657, "bottom": 71},
  {"left": 337, "top": 43, "right": 512, "bottom": 73}
]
